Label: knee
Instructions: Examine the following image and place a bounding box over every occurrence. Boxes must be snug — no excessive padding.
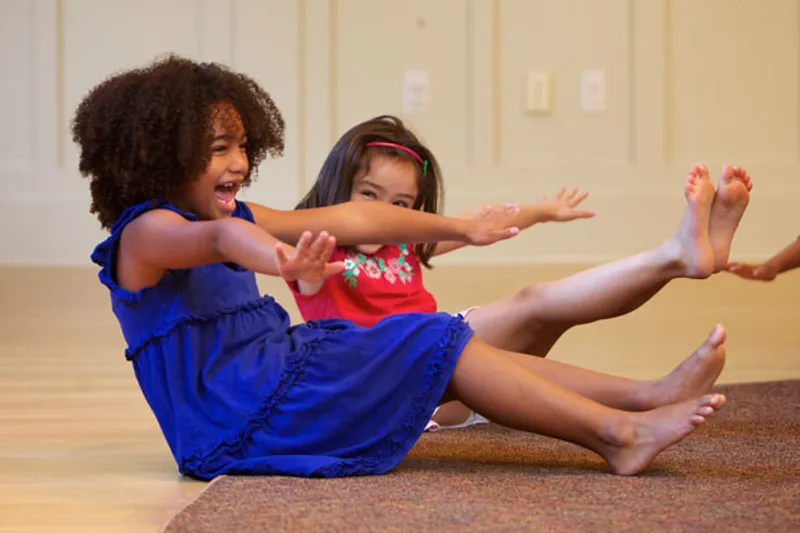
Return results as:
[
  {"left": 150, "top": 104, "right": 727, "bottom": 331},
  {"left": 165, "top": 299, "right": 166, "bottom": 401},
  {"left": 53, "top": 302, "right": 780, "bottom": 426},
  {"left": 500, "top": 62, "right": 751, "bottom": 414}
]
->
[
  {"left": 511, "top": 283, "right": 568, "bottom": 333},
  {"left": 507, "top": 283, "right": 548, "bottom": 329},
  {"left": 511, "top": 283, "right": 545, "bottom": 309}
]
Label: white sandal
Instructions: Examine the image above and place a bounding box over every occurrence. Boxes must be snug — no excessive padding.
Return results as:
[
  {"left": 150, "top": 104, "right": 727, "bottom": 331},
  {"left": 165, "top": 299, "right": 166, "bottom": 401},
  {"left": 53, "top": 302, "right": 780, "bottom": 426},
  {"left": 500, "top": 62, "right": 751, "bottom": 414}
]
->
[{"left": 424, "top": 408, "right": 489, "bottom": 432}]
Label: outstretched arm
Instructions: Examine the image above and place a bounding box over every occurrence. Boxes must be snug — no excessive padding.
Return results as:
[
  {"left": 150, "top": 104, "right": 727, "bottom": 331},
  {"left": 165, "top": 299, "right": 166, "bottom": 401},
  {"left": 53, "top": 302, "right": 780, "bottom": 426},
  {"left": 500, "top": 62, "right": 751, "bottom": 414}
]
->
[
  {"left": 433, "top": 188, "right": 595, "bottom": 257},
  {"left": 432, "top": 204, "right": 518, "bottom": 257},
  {"left": 120, "top": 209, "right": 339, "bottom": 281},
  {"left": 726, "top": 236, "right": 800, "bottom": 281},
  {"left": 246, "top": 200, "right": 519, "bottom": 249}
]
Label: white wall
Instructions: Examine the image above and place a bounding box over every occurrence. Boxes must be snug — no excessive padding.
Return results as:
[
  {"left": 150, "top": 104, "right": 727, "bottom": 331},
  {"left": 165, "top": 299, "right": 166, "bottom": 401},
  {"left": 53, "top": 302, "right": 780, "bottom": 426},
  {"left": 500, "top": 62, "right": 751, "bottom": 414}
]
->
[{"left": 1, "top": 0, "right": 798, "bottom": 266}]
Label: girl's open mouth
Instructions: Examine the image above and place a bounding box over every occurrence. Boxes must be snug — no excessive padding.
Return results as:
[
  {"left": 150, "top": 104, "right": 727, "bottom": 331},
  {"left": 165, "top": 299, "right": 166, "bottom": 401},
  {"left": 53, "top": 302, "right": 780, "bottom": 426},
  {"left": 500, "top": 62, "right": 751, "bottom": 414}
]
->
[{"left": 215, "top": 182, "right": 239, "bottom": 212}]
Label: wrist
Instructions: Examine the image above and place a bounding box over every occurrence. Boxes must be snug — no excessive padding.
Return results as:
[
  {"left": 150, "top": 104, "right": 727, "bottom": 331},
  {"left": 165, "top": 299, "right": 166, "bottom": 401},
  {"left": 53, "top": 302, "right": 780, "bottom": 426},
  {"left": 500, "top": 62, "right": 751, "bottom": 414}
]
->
[
  {"left": 520, "top": 205, "right": 552, "bottom": 226},
  {"left": 453, "top": 217, "right": 476, "bottom": 242},
  {"left": 765, "top": 258, "right": 786, "bottom": 273}
]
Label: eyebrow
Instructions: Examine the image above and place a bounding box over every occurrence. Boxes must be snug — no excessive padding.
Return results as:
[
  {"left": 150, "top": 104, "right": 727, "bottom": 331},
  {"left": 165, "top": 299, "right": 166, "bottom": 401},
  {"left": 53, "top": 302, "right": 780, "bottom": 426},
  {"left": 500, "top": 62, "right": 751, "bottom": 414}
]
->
[
  {"left": 359, "top": 179, "right": 417, "bottom": 200},
  {"left": 212, "top": 133, "right": 247, "bottom": 142}
]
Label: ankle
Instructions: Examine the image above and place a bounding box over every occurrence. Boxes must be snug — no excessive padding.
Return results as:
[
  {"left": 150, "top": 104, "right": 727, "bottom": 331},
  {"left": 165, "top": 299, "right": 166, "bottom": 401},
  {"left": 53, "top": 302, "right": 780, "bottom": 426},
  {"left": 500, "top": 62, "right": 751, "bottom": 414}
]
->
[
  {"left": 635, "top": 381, "right": 660, "bottom": 411},
  {"left": 600, "top": 413, "right": 636, "bottom": 448},
  {"left": 655, "top": 241, "right": 697, "bottom": 279}
]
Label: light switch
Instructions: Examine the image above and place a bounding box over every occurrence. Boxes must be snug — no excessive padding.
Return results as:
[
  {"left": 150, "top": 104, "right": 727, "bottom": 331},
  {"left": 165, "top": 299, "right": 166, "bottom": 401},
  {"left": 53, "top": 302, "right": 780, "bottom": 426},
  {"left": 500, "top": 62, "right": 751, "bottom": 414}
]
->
[
  {"left": 526, "top": 71, "right": 552, "bottom": 114},
  {"left": 402, "top": 70, "right": 430, "bottom": 115},
  {"left": 580, "top": 69, "right": 606, "bottom": 113}
]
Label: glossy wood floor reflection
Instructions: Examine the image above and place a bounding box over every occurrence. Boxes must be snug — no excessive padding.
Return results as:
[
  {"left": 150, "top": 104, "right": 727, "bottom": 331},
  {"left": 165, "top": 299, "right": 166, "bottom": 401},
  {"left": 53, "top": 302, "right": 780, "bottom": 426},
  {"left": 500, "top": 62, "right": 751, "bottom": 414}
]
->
[{"left": 1, "top": 266, "right": 797, "bottom": 532}]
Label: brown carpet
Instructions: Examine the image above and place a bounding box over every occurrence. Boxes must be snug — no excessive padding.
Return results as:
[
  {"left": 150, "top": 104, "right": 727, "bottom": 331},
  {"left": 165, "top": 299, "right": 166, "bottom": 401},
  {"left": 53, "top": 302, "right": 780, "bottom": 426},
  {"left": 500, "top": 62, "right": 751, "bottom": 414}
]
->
[{"left": 163, "top": 380, "right": 800, "bottom": 532}]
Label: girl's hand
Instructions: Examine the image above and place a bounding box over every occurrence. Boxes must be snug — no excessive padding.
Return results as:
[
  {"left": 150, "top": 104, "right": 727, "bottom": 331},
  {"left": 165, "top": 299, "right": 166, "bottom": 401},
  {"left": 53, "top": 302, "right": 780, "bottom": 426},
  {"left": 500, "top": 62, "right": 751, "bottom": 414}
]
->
[
  {"left": 275, "top": 231, "right": 345, "bottom": 283},
  {"left": 465, "top": 204, "right": 521, "bottom": 246},
  {"left": 725, "top": 262, "right": 778, "bottom": 282},
  {"left": 538, "top": 187, "right": 595, "bottom": 223}
]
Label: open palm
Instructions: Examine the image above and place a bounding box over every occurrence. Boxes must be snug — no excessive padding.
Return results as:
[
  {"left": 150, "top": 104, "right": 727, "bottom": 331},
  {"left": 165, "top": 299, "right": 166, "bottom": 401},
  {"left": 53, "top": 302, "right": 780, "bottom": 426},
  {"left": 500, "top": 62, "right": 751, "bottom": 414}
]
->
[
  {"left": 541, "top": 187, "right": 595, "bottom": 222},
  {"left": 725, "top": 262, "right": 778, "bottom": 282},
  {"left": 276, "top": 231, "right": 345, "bottom": 283}
]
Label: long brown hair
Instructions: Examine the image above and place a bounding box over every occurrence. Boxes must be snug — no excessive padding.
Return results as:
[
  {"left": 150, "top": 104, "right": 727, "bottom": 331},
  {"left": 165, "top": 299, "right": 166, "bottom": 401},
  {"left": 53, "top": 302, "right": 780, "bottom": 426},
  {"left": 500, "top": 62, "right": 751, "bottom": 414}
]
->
[{"left": 296, "top": 115, "right": 444, "bottom": 268}]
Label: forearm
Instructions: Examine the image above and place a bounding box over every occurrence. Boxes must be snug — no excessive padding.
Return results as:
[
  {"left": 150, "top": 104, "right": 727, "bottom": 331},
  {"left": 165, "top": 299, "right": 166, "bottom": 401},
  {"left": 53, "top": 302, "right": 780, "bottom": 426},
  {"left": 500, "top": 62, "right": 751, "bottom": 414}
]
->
[
  {"left": 250, "top": 201, "right": 472, "bottom": 247},
  {"left": 213, "top": 218, "right": 288, "bottom": 276},
  {"left": 767, "top": 236, "right": 800, "bottom": 273},
  {"left": 432, "top": 240, "right": 468, "bottom": 256}
]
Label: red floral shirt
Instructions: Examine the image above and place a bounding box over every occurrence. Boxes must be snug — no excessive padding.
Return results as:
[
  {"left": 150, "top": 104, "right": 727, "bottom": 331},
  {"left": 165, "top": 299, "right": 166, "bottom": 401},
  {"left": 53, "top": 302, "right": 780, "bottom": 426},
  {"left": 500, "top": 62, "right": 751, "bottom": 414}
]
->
[{"left": 288, "top": 244, "right": 438, "bottom": 327}]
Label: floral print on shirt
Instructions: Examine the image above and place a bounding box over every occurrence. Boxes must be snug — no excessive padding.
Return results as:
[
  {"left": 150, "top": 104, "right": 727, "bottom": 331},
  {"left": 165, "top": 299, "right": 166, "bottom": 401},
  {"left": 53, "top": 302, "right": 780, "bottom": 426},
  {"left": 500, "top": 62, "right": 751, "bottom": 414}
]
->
[{"left": 342, "top": 245, "right": 414, "bottom": 288}]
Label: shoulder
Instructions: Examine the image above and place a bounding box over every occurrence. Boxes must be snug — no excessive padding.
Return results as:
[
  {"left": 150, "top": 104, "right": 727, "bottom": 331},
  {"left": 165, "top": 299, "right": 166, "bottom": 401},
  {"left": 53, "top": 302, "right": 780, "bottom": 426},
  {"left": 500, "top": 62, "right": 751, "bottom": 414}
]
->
[
  {"left": 232, "top": 200, "right": 255, "bottom": 223},
  {"left": 92, "top": 200, "right": 185, "bottom": 265}
]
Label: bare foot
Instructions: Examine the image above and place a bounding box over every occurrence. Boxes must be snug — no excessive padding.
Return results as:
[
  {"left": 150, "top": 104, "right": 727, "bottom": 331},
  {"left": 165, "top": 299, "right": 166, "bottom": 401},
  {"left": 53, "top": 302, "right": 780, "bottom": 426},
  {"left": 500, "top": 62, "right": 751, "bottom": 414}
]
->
[
  {"left": 659, "top": 163, "right": 716, "bottom": 279},
  {"left": 601, "top": 393, "right": 726, "bottom": 475},
  {"left": 709, "top": 165, "right": 753, "bottom": 272},
  {"left": 643, "top": 324, "right": 727, "bottom": 409}
]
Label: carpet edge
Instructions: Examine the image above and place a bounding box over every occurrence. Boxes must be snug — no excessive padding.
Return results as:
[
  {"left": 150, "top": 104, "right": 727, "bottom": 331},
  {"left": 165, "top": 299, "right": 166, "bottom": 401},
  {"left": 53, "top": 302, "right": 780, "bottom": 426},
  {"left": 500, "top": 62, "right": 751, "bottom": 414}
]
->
[{"left": 159, "top": 475, "right": 229, "bottom": 533}]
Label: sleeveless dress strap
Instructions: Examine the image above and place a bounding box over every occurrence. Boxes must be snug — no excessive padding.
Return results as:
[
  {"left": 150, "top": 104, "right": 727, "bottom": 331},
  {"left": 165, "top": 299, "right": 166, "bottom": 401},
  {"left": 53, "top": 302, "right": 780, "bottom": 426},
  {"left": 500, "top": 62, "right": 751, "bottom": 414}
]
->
[{"left": 90, "top": 199, "right": 255, "bottom": 297}]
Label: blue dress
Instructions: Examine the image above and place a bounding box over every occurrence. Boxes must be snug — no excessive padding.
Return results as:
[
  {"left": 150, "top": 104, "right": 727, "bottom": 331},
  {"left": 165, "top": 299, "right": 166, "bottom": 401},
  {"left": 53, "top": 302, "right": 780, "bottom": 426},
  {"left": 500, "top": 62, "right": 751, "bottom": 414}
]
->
[{"left": 90, "top": 199, "right": 475, "bottom": 481}]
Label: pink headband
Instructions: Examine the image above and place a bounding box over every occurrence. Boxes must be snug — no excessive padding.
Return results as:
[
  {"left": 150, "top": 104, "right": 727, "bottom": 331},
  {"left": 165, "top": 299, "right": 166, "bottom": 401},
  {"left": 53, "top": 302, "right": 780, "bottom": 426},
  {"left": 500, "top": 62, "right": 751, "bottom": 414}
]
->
[{"left": 365, "top": 141, "right": 428, "bottom": 175}]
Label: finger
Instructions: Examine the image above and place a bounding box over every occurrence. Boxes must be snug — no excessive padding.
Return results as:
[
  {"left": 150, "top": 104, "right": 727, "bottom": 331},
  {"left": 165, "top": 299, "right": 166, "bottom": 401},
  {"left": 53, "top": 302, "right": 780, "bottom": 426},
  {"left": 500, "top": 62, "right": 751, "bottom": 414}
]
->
[
  {"left": 570, "top": 191, "right": 589, "bottom": 206},
  {"left": 565, "top": 187, "right": 578, "bottom": 200},
  {"left": 320, "top": 234, "right": 338, "bottom": 261},
  {"left": 274, "top": 243, "right": 290, "bottom": 266},
  {"left": 570, "top": 210, "right": 596, "bottom": 219},
  {"left": 500, "top": 226, "right": 520, "bottom": 240},
  {"left": 294, "top": 231, "right": 313, "bottom": 254},
  {"left": 307, "top": 231, "right": 330, "bottom": 260},
  {"left": 554, "top": 186, "right": 566, "bottom": 200},
  {"left": 324, "top": 261, "right": 346, "bottom": 278}
]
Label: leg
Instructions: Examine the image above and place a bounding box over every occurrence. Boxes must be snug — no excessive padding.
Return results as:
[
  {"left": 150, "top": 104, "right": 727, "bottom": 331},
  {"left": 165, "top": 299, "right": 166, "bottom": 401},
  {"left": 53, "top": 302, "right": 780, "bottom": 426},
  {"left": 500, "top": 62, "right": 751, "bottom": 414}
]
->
[
  {"left": 467, "top": 164, "right": 719, "bottom": 355},
  {"left": 434, "top": 323, "right": 725, "bottom": 426},
  {"left": 502, "top": 324, "right": 727, "bottom": 411},
  {"left": 445, "top": 335, "right": 727, "bottom": 475}
]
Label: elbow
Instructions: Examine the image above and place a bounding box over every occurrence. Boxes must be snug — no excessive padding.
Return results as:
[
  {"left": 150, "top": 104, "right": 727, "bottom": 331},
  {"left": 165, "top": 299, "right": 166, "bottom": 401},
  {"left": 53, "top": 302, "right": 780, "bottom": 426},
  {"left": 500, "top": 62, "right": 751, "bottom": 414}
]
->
[{"left": 209, "top": 218, "right": 239, "bottom": 263}]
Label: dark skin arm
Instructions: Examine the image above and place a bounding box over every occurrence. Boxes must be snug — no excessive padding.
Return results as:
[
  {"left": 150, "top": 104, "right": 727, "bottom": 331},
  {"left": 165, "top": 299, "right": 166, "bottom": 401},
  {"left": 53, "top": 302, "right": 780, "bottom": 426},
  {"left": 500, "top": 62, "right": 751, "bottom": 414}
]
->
[
  {"left": 245, "top": 200, "right": 520, "bottom": 249},
  {"left": 726, "top": 236, "right": 800, "bottom": 281},
  {"left": 114, "top": 209, "right": 341, "bottom": 292}
]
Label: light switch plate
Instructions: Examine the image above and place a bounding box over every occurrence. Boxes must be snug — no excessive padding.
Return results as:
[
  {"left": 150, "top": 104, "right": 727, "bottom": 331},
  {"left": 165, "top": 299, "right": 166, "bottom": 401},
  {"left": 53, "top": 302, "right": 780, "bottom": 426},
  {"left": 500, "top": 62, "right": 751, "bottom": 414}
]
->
[
  {"left": 402, "top": 70, "right": 430, "bottom": 115},
  {"left": 526, "top": 70, "right": 552, "bottom": 114},
  {"left": 580, "top": 69, "right": 606, "bottom": 113}
]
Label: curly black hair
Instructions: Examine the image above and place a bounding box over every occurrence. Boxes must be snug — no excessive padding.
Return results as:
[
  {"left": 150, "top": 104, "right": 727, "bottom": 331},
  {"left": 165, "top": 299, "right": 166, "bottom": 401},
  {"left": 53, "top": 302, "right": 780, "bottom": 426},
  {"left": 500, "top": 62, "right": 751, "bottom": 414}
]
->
[
  {"left": 71, "top": 54, "right": 285, "bottom": 230},
  {"left": 295, "top": 115, "right": 444, "bottom": 269}
]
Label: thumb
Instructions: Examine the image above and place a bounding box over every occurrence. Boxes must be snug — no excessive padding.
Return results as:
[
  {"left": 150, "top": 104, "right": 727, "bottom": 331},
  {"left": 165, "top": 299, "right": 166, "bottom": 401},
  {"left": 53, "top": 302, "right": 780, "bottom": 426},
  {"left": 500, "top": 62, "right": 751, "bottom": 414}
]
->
[
  {"left": 324, "top": 261, "right": 346, "bottom": 278},
  {"left": 499, "top": 226, "right": 520, "bottom": 240},
  {"left": 572, "top": 210, "right": 596, "bottom": 219}
]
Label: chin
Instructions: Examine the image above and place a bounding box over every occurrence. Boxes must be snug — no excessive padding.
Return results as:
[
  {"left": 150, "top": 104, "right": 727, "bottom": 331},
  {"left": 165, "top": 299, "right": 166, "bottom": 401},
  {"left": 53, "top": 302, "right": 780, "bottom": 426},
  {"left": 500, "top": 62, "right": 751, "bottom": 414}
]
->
[{"left": 355, "top": 244, "right": 383, "bottom": 254}]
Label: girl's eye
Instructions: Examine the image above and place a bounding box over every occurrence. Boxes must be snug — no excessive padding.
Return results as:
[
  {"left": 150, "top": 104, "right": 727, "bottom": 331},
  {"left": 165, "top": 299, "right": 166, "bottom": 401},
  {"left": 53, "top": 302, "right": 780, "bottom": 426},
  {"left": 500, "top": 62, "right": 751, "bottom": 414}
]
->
[
  {"left": 393, "top": 201, "right": 409, "bottom": 208},
  {"left": 211, "top": 145, "right": 227, "bottom": 153},
  {"left": 361, "top": 191, "right": 376, "bottom": 199}
]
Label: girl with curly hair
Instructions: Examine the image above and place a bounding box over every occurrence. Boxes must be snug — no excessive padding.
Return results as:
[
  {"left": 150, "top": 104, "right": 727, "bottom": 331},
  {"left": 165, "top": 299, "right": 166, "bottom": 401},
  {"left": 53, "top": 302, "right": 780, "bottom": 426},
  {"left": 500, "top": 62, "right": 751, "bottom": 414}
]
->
[{"left": 74, "top": 54, "right": 728, "bottom": 481}]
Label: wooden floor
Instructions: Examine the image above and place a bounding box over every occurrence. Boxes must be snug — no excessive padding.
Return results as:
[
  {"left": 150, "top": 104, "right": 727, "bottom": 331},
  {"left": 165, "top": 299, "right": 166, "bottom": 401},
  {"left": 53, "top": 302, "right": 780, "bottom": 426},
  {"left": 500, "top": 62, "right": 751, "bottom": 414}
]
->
[{"left": 1, "top": 265, "right": 798, "bottom": 532}]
